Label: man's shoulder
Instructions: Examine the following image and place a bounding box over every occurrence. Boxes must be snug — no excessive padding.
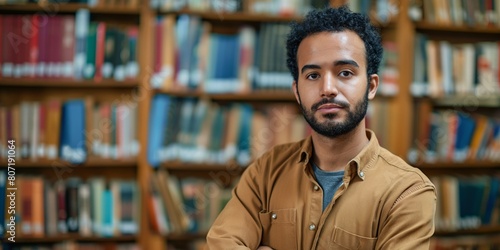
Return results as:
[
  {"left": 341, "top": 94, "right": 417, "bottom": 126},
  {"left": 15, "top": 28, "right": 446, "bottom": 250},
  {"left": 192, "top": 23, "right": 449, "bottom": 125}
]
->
[
  {"left": 254, "top": 138, "right": 308, "bottom": 168},
  {"left": 377, "top": 147, "right": 434, "bottom": 186}
]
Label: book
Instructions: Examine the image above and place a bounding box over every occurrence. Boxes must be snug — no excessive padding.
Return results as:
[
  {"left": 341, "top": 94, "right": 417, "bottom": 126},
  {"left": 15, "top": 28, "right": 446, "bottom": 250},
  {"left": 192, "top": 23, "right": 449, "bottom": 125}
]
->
[{"left": 59, "top": 99, "right": 86, "bottom": 164}]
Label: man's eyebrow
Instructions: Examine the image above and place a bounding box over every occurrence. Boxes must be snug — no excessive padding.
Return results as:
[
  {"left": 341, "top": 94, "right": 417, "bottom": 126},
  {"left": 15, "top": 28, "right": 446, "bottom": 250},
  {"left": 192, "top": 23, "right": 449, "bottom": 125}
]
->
[
  {"left": 300, "top": 60, "right": 359, "bottom": 74},
  {"left": 300, "top": 64, "right": 321, "bottom": 74},
  {"left": 334, "top": 59, "right": 359, "bottom": 68}
]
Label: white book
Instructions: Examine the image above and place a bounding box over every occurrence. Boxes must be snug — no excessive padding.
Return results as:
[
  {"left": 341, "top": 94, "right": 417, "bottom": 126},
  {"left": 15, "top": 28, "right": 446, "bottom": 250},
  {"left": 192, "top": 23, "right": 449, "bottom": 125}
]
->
[
  {"left": 31, "top": 102, "right": 39, "bottom": 160},
  {"left": 78, "top": 183, "right": 92, "bottom": 236}
]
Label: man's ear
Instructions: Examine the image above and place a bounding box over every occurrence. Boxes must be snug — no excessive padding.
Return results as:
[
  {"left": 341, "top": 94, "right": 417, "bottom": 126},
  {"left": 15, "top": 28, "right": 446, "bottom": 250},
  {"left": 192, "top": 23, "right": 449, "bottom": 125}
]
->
[
  {"left": 292, "top": 81, "right": 300, "bottom": 105},
  {"left": 368, "top": 74, "right": 379, "bottom": 100}
]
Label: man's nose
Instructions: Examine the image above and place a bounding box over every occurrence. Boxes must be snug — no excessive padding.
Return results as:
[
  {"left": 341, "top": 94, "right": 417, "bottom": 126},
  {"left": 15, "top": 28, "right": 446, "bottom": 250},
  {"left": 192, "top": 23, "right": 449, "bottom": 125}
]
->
[{"left": 321, "top": 73, "right": 339, "bottom": 97}]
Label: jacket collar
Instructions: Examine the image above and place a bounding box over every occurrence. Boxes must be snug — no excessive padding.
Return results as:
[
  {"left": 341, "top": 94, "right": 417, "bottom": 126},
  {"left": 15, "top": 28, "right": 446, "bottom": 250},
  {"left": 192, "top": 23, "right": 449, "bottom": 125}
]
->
[{"left": 298, "top": 129, "right": 380, "bottom": 181}]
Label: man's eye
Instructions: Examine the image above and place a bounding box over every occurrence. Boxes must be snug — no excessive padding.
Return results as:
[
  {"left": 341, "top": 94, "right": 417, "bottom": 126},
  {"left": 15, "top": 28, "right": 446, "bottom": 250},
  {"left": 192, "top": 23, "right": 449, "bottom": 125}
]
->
[
  {"left": 306, "top": 73, "right": 319, "bottom": 80},
  {"left": 339, "top": 71, "right": 353, "bottom": 77}
]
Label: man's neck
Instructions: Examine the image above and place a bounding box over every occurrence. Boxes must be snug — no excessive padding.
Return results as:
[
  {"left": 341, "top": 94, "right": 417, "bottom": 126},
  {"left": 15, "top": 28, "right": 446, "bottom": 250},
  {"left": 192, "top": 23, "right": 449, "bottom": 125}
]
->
[{"left": 311, "top": 124, "right": 369, "bottom": 172}]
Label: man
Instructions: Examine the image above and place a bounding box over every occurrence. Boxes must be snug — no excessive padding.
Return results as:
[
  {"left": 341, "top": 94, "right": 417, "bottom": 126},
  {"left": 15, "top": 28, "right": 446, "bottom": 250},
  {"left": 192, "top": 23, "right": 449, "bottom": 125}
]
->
[{"left": 206, "top": 6, "right": 436, "bottom": 250}]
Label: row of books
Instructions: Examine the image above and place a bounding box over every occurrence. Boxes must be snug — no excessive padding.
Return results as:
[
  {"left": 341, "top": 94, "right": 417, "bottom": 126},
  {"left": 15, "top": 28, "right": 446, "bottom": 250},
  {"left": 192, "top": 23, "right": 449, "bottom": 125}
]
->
[
  {"left": 412, "top": 34, "right": 500, "bottom": 97},
  {"left": 413, "top": 110, "right": 500, "bottom": 163},
  {"left": 431, "top": 175, "right": 500, "bottom": 232},
  {"left": 0, "top": 173, "right": 140, "bottom": 238},
  {"left": 419, "top": 0, "right": 500, "bottom": 27},
  {"left": 4, "top": 243, "right": 139, "bottom": 250},
  {"left": 150, "top": 15, "right": 292, "bottom": 93},
  {"left": 0, "top": 0, "right": 140, "bottom": 7},
  {"left": 150, "top": 0, "right": 326, "bottom": 16},
  {"left": 347, "top": 0, "right": 399, "bottom": 24},
  {"left": 148, "top": 169, "right": 235, "bottom": 235},
  {"left": 0, "top": 98, "right": 139, "bottom": 163},
  {"left": 151, "top": 14, "right": 399, "bottom": 95},
  {"left": 366, "top": 99, "right": 392, "bottom": 148},
  {"left": 147, "top": 94, "right": 309, "bottom": 167},
  {"left": 0, "top": 11, "right": 139, "bottom": 82}
]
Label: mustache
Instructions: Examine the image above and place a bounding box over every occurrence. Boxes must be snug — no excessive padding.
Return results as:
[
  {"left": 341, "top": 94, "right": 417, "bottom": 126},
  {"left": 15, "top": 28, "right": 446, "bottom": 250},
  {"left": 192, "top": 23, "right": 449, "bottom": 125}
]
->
[{"left": 311, "top": 98, "right": 350, "bottom": 111}]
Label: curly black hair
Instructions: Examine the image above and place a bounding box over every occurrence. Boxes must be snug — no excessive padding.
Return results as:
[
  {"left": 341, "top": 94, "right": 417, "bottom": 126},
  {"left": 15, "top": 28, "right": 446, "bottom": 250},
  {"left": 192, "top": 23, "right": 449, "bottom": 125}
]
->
[{"left": 286, "top": 6, "right": 383, "bottom": 82}]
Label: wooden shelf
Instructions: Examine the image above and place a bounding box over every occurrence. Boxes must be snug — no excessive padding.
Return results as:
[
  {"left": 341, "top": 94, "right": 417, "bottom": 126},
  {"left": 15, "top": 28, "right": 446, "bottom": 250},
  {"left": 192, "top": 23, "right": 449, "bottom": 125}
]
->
[
  {"left": 155, "top": 89, "right": 397, "bottom": 102},
  {"left": 166, "top": 232, "right": 206, "bottom": 241},
  {"left": 415, "top": 22, "right": 500, "bottom": 34},
  {"left": 210, "top": 91, "right": 296, "bottom": 102},
  {"left": 0, "top": 78, "right": 140, "bottom": 88},
  {"left": 429, "top": 95, "right": 500, "bottom": 108},
  {"left": 160, "top": 9, "right": 302, "bottom": 22},
  {"left": 8, "top": 157, "right": 137, "bottom": 168},
  {"left": 161, "top": 161, "right": 246, "bottom": 172},
  {"left": 5, "top": 234, "right": 137, "bottom": 243},
  {"left": 417, "top": 161, "right": 500, "bottom": 169},
  {"left": 435, "top": 225, "right": 500, "bottom": 236},
  {"left": 0, "top": 3, "right": 140, "bottom": 14},
  {"left": 155, "top": 89, "right": 296, "bottom": 102}
]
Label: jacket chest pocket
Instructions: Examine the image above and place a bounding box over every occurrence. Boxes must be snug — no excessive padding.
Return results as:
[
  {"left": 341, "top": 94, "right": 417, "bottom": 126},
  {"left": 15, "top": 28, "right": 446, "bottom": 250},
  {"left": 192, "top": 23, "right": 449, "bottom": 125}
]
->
[
  {"left": 330, "top": 227, "right": 377, "bottom": 250},
  {"left": 259, "top": 208, "right": 297, "bottom": 250}
]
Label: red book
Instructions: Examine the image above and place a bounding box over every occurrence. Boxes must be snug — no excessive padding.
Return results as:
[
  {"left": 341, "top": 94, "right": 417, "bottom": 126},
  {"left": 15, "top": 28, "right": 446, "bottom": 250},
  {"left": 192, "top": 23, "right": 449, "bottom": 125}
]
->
[
  {"left": 61, "top": 16, "right": 75, "bottom": 78},
  {"left": 20, "top": 178, "right": 33, "bottom": 236},
  {"left": 94, "top": 22, "right": 106, "bottom": 82},
  {"left": 11, "top": 16, "right": 19, "bottom": 77},
  {"left": 2, "top": 15, "right": 14, "bottom": 77},
  {"left": 28, "top": 15, "right": 40, "bottom": 78},
  {"left": 56, "top": 181, "right": 67, "bottom": 233},
  {"left": 0, "top": 15, "right": 3, "bottom": 78},
  {"left": 37, "top": 16, "right": 48, "bottom": 78},
  {"left": 13, "top": 15, "right": 23, "bottom": 78},
  {"left": 19, "top": 15, "right": 30, "bottom": 78},
  {"left": 46, "top": 16, "right": 55, "bottom": 77},
  {"left": 53, "top": 16, "right": 63, "bottom": 78}
]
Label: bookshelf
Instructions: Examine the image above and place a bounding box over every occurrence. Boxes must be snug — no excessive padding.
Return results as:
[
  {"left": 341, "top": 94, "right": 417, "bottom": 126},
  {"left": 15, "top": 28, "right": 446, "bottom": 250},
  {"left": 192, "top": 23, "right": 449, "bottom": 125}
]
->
[
  {"left": 414, "top": 21, "right": 500, "bottom": 34},
  {"left": 3, "top": 0, "right": 499, "bottom": 249},
  {"left": 15, "top": 157, "right": 137, "bottom": 168},
  {"left": 0, "top": 0, "right": 148, "bottom": 247},
  {"left": 0, "top": 79, "right": 140, "bottom": 88},
  {"left": 408, "top": 0, "right": 500, "bottom": 248},
  {"left": 0, "top": 3, "right": 140, "bottom": 14},
  {"left": 8, "top": 234, "right": 137, "bottom": 243}
]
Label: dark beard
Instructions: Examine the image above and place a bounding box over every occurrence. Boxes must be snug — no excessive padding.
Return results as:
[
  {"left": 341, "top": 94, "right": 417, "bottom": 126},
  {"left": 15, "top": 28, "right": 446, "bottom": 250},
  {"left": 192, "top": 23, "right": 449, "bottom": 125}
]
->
[{"left": 298, "top": 87, "right": 369, "bottom": 138}]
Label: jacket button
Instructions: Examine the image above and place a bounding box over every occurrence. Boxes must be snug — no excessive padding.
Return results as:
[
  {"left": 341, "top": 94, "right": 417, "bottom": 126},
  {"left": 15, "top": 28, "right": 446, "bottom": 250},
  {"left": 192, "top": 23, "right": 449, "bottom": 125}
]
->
[
  {"left": 309, "top": 224, "right": 316, "bottom": 230},
  {"left": 271, "top": 213, "right": 277, "bottom": 219},
  {"left": 313, "top": 185, "right": 319, "bottom": 191}
]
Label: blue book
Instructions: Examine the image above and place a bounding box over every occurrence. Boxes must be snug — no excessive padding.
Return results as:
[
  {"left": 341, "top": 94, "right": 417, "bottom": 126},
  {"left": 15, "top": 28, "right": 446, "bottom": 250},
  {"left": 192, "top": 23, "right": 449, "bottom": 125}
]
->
[
  {"left": 206, "top": 34, "right": 240, "bottom": 93},
  {"left": 147, "top": 94, "right": 171, "bottom": 168},
  {"left": 482, "top": 177, "right": 499, "bottom": 224},
  {"left": 187, "top": 16, "right": 202, "bottom": 88},
  {"left": 102, "top": 188, "right": 113, "bottom": 237},
  {"left": 175, "top": 15, "right": 191, "bottom": 86},
  {"left": 454, "top": 113, "right": 476, "bottom": 161},
  {"left": 426, "top": 112, "right": 440, "bottom": 162},
  {"left": 237, "top": 104, "right": 253, "bottom": 166},
  {"left": 60, "top": 100, "right": 86, "bottom": 164}
]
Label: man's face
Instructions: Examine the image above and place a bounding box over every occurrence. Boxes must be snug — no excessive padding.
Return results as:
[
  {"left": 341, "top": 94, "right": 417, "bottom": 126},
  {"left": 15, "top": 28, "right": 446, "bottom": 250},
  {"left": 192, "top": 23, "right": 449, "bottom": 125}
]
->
[{"left": 293, "top": 31, "right": 378, "bottom": 138}]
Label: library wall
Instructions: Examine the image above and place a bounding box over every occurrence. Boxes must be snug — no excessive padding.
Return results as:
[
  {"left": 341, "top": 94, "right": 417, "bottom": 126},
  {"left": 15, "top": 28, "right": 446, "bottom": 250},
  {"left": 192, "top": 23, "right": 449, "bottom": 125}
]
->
[{"left": 0, "top": 0, "right": 499, "bottom": 249}]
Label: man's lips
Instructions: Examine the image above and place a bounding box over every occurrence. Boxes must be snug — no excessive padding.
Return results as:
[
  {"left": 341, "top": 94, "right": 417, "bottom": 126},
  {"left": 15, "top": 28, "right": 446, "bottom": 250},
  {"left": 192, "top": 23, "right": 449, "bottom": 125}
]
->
[
  {"left": 317, "top": 103, "right": 344, "bottom": 110},
  {"left": 316, "top": 103, "right": 344, "bottom": 114}
]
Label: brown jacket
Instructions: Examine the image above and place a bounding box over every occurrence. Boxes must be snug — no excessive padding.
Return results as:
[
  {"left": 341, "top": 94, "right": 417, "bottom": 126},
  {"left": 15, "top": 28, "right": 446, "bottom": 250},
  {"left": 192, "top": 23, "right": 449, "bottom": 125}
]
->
[{"left": 207, "top": 130, "right": 436, "bottom": 250}]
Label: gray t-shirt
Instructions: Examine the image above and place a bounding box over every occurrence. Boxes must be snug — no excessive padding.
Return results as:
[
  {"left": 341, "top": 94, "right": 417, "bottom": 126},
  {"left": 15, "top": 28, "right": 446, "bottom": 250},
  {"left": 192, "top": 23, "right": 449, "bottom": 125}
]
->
[{"left": 312, "top": 163, "right": 344, "bottom": 211}]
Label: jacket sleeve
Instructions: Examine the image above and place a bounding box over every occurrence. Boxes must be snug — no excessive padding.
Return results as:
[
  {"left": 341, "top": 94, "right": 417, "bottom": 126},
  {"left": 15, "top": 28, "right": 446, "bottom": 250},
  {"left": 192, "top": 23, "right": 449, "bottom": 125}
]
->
[
  {"left": 206, "top": 161, "right": 264, "bottom": 250},
  {"left": 375, "top": 182, "right": 436, "bottom": 250}
]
